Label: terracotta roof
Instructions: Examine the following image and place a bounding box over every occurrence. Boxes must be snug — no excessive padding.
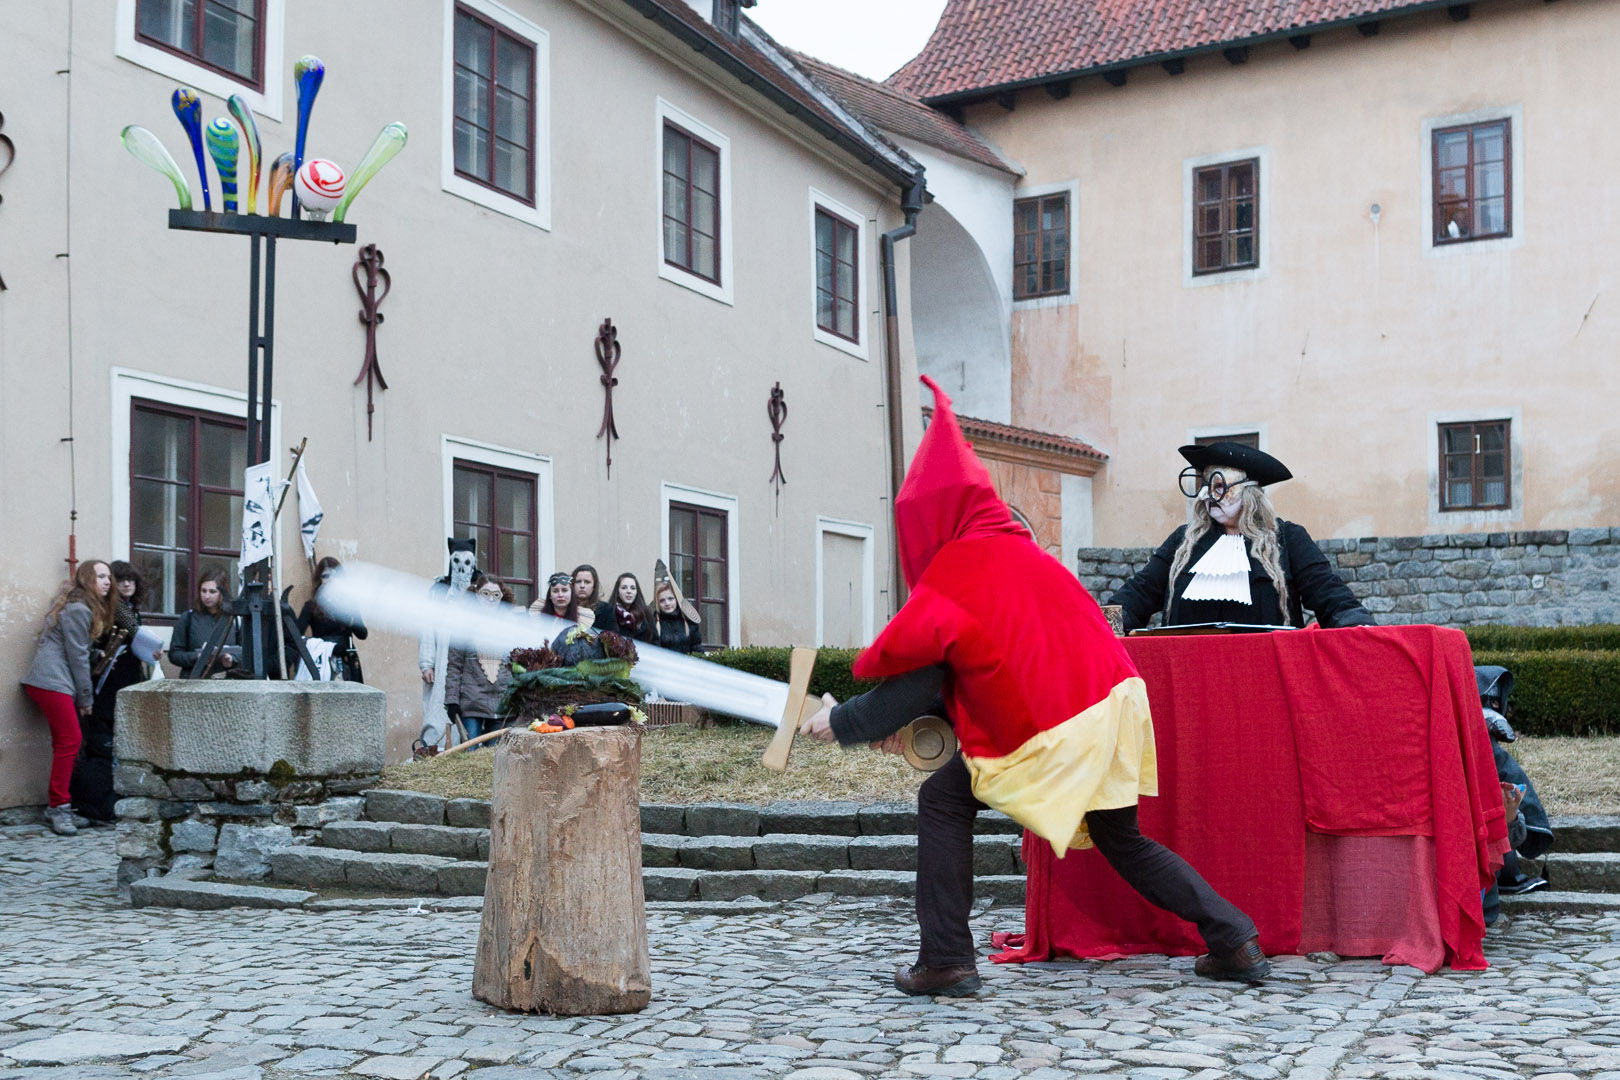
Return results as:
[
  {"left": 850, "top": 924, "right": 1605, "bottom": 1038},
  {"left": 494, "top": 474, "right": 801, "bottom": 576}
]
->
[
  {"left": 793, "top": 54, "right": 1018, "bottom": 175},
  {"left": 890, "top": 0, "right": 1457, "bottom": 101},
  {"left": 620, "top": 0, "right": 921, "bottom": 187},
  {"left": 926, "top": 408, "right": 1108, "bottom": 461}
]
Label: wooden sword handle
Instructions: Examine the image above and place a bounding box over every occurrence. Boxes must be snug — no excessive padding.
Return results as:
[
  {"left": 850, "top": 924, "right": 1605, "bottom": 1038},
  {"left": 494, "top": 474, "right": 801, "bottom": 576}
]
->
[{"left": 761, "top": 646, "right": 817, "bottom": 773}]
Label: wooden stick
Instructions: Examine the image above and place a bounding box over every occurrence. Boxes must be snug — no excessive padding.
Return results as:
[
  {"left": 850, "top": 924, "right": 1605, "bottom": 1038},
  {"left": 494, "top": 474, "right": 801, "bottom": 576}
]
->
[
  {"left": 761, "top": 647, "right": 817, "bottom": 773},
  {"left": 439, "top": 726, "right": 511, "bottom": 758}
]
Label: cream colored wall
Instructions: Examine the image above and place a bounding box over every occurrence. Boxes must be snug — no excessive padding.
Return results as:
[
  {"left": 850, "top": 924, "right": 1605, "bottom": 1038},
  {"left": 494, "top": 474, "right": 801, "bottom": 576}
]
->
[
  {"left": 0, "top": 0, "right": 917, "bottom": 807},
  {"left": 963, "top": 0, "right": 1620, "bottom": 547}
]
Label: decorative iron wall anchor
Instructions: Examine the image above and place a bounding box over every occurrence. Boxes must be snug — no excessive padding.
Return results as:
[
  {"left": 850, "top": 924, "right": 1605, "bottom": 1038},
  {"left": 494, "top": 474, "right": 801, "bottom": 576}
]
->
[
  {"left": 0, "top": 113, "right": 14, "bottom": 291},
  {"left": 595, "top": 318, "right": 621, "bottom": 477},
  {"left": 352, "top": 243, "right": 390, "bottom": 440},
  {"left": 768, "top": 381, "right": 788, "bottom": 512}
]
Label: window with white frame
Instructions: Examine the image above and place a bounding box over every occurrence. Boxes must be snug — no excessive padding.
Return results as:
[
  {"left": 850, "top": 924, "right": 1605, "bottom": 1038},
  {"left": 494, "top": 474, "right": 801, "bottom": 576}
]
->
[
  {"left": 1012, "top": 179, "right": 1079, "bottom": 308},
  {"left": 656, "top": 99, "right": 733, "bottom": 305},
  {"left": 441, "top": 0, "right": 551, "bottom": 229},
  {"left": 1422, "top": 107, "right": 1523, "bottom": 257},
  {"left": 441, "top": 435, "right": 554, "bottom": 600},
  {"left": 809, "top": 188, "right": 869, "bottom": 358},
  {"left": 661, "top": 482, "right": 740, "bottom": 646},
  {"left": 116, "top": 0, "right": 286, "bottom": 119},
  {"left": 1182, "top": 147, "right": 1269, "bottom": 288}
]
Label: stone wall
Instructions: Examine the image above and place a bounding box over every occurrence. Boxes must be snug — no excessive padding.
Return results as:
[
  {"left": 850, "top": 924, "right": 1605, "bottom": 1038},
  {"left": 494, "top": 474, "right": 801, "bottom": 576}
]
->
[
  {"left": 1078, "top": 527, "right": 1620, "bottom": 627},
  {"left": 113, "top": 682, "right": 386, "bottom": 890}
]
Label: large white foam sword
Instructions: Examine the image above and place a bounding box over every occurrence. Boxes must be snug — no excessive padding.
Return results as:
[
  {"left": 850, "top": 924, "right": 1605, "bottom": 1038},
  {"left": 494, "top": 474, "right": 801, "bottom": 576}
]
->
[{"left": 318, "top": 563, "right": 817, "bottom": 769}]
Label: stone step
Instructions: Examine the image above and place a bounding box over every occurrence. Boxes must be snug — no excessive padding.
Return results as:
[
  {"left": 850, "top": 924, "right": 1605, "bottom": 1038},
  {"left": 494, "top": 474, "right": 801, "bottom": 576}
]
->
[
  {"left": 641, "top": 867, "right": 1027, "bottom": 905},
  {"left": 361, "top": 790, "right": 488, "bottom": 828},
  {"left": 266, "top": 846, "right": 488, "bottom": 896},
  {"left": 640, "top": 831, "right": 1023, "bottom": 875},
  {"left": 1548, "top": 816, "right": 1620, "bottom": 854},
  {"left": 321, "top": 820, "right": 489, "bottom": 860},
  {"left": 129, "top": 877, "right": 315, "bottom": 910},
  {"left": 1543, "top": 852, "right": 1620, "bottom": 892},
  {"left": 1499, "top": 890, "right": 1620, "bottom": 916}
]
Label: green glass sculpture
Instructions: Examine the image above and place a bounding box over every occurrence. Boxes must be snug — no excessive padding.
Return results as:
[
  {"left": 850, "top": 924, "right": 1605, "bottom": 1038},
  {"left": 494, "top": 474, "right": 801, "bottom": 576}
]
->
[
  {"left": 120, "top": 124, "right": 191, "bottom": 210},
  {"left": 332, "top": 122, "right": 407, "bottom": 223},
  {"left": 227, "top": 95, "right": 262, "bottom": 213},
  {"left": 205, "top": 117, "right": 240, "bottom": 213}
]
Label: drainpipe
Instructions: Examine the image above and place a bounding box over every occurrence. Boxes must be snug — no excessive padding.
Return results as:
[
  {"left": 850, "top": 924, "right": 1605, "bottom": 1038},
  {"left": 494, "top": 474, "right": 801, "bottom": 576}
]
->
[{"left": 880, "top": 173, "right": 926, "bottom": 609}]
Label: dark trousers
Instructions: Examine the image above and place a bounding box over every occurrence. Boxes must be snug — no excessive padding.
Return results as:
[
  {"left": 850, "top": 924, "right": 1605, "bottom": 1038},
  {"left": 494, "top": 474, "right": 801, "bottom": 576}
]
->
[{"left": 916, "top": 754, "right": 1257, "bottom": 967}]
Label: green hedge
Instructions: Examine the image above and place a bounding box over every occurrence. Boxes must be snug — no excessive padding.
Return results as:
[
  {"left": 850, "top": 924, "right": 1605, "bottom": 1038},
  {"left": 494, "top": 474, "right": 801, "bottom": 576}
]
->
[
  {"left": 1471, "top": 649, "right": 1620, "bottom": 737},
  {"left": 1464, "top": 625, "right": 1620, "bottom": 652},
  {"left": 707, "top": 645, "right": 1620, "bottom": 738},
  {"left": 702, "top": 647, "right": 879, "bottom": 704}
]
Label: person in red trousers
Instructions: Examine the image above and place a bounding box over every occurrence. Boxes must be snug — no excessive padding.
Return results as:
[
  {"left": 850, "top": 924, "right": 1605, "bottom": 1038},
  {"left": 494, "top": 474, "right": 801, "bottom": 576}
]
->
[{"left": 22, "top": 560, "right": 114, "bottom": 835}]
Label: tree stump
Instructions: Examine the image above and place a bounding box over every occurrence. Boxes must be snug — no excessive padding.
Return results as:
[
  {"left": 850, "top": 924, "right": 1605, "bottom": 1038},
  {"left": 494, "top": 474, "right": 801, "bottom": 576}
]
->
[{"left": 473, "top": 727, "right": 650, "bottom": 1015}]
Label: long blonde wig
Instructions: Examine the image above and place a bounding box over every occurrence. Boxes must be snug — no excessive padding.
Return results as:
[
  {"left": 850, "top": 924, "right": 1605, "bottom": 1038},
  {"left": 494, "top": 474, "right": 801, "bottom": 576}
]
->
[{"left": 1164, "top": 482, "right": 1289, "bottom": 624}]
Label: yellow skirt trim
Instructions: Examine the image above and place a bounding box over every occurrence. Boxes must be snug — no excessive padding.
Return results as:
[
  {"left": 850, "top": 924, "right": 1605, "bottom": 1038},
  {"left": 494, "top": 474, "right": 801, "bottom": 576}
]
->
[{"left": 963, "top": 676, "right": 1158, "bottom": 857}]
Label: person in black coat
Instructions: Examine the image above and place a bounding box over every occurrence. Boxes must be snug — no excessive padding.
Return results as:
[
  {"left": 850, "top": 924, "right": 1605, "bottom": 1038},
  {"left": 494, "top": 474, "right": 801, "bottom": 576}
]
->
[
  {"left": 650, "top": 560, "right": 703, "bottom": 653},
  {"left": 571, "top": 564, "right": 615, "bottom": 632},
  {"left": 609, "top": 572, "right": 655, "bottom": 643},
  {"left": 296, "top": 557, "right": 369, "bottom": 681},
  {"left": 167, "top": 570, "right": 239, "bottom": 676},
  {"left": 1109, "top": 442, "right": 1374, "bottom": 632},
  {"left": 78, "top": 561, "right": 153, "bottom": 822}
]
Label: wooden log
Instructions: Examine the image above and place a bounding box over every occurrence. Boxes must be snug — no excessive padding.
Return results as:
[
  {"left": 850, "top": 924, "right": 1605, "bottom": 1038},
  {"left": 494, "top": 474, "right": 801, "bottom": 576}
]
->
[{"left": 473, "top": 727, "right": 650, "bottom": 1015}]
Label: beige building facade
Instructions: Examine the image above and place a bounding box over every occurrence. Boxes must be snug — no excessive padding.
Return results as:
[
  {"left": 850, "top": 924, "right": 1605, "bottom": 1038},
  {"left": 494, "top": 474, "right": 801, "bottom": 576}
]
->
[
  {"left": 0, "top": 0, "right": 928, "bottom": 808},
  {"left": 890, "top": 0, "right": 1620, "bottom": 549}
]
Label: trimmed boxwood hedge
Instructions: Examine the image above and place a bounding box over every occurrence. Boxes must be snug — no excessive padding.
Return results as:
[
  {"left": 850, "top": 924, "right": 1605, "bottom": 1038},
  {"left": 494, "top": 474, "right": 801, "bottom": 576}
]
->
[
  {"left": 706, "top": 643, "right": 1620, "bottom": 738},
  {"left": 1464, "top": 625, "right": 1620, "bottom": 652}
]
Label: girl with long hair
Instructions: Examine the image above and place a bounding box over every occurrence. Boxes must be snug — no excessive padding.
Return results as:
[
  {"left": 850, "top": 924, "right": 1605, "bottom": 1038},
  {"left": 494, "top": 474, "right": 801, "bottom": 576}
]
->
[
  {"left": 609, "top": 572, "right": 655, "bottom": 643},
  {"left": 1109, "top": 442, "right": 1372, "bottom": 631},
  {"left": 167, "top": 569, "right": 240, "bottom": 676},
  {"left": 571, "top": 564, "right": 613, "bottom": 631},
  {"left": 529, "top": 571, "right": 580, "bottom": 624},
  {"left": 78, "top": 561, "right": 153, "bottom": 823},
  {"left": 22, "top": 560, "right": 116, "bottom": 835}
]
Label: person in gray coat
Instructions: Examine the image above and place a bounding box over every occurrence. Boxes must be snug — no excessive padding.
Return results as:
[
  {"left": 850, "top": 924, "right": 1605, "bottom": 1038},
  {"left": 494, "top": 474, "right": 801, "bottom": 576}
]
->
[
  {"left": 22, "top": 560, "right": 115, "bottom": 835},
  {"left": 443, "top": 578, "right": 515, "bottom": 742}
]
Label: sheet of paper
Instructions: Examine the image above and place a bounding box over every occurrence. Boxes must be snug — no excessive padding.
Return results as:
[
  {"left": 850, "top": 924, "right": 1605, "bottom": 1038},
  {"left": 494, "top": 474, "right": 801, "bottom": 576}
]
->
[{"left": 132, "top": 626, "right": 164, "bottom": 664}]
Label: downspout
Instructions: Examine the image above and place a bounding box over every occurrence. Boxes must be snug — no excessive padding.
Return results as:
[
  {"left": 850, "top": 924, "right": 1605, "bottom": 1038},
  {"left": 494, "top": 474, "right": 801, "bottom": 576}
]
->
[{"left": 880, "top": 173, "right": 925, "bottom": 609}]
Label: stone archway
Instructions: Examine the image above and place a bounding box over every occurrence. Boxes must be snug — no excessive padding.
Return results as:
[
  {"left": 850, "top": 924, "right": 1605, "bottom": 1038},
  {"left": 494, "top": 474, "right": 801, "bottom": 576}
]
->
[{"left": 910, "top": 201, "right": 1010, "bottom": 424}]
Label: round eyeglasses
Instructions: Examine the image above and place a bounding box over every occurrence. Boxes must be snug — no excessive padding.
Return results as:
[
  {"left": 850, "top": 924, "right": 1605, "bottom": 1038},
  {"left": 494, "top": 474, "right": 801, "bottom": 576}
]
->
[{"left": 1178, "top": 467, "right": 1254, "bottom": 501}]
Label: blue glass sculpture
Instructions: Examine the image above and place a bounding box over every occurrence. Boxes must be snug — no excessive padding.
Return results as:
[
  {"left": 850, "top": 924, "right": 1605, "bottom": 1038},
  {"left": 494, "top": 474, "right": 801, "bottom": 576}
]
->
[
  {"left": 292, "top": 55, "right": 325, "bottom": 215},
  {"left": 171, "top": 86, "right": 212, "bottom": 212}
]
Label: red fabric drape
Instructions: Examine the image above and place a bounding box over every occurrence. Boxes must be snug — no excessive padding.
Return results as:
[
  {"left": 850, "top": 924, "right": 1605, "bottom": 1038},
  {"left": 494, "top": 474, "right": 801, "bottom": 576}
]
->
[{"left": 993, "top": 625, "right": 1507, "bottom": 972}]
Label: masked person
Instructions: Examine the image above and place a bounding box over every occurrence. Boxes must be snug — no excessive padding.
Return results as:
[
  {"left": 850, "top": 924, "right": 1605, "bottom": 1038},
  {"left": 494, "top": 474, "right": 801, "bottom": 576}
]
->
[
  {"left": 415, "top": 538, "right": 480, "bottom": 759},
  {"left": 799, "top": 378, "right": 1268, "bottom": 997},
  {"left": 1108, "top": 442, "right": 1373, "bottom": 631}
]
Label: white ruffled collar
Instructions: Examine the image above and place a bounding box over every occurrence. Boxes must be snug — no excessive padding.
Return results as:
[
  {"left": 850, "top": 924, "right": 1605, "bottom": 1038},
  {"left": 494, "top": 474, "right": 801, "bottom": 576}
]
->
[{"left": 1181, "top": 534, "right": 1252, "bottom": 605}]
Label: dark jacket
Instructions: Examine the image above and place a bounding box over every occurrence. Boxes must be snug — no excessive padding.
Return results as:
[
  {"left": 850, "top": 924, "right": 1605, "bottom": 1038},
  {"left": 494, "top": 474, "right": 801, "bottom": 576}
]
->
[
  {"left": 652, "top": 612, "right": 702, "bottom": 653},
  {"left": 92, "top": 600, "right": 148, "bottom": 721},
  {"left": 168, "top": 609, "right": 238, "bottom": 675},
  {"left": 443, "top": 645, "right": 513, "bottom": 719},
  {"left": 1109, "top": 520, "right": 1374, "bottom": 632},
  {"left": 296, "top": 598, "right": 368, "bottom": 645},
  {"left": 22, "top": 602, "right": 95, "bottom": 709},
  {"left": 830, "top": 664, "right": 947, "bottom": 747},
  {"left": 611, "top": 603, "right": 655, "bottom": 643}
]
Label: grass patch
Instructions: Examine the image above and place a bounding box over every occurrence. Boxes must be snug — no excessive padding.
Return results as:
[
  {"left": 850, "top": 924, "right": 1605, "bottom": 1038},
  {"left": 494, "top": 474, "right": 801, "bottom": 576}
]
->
[
  {"left": 1507, "top": 735, "right": 1620, "bottom": 818},
  {"left": 379, "top": 727, "right": 1619, "bottom": 819},
  {"left": 379, "top": 721, "right": 923, "bottom": 806}
]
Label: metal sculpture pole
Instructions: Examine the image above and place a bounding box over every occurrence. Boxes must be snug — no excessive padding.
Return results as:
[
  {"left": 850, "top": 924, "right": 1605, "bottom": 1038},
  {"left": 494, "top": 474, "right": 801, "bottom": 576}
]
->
[
  {"left": 595, "top": 318, "right": 622, "bottom": 477},
  {"left": 352, "top": 244, "right": 390, "bottom": 440}
]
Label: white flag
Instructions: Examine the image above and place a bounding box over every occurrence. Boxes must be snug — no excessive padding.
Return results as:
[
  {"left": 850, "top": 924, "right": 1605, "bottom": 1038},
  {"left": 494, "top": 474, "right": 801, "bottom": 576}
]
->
[
  {"left": 296, "top": 461, "right": 324, "bottom": 561},
  {"left": 240, "top": 462, "right": 277, "bottom": 566}
]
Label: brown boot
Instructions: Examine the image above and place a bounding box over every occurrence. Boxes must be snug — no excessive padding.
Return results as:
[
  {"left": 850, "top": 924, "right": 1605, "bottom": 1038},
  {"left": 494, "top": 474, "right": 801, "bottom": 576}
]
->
[
  {"left": 894, "top": 962, "right": 981, "bottom": 997},
  {"left": 1194, "top": 937, "right": 1271, "bottom": 983}
]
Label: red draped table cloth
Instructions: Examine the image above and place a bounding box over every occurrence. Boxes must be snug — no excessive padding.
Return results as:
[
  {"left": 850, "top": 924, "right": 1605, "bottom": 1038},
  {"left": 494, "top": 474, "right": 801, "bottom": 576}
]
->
[{"left": 993, "top": 625, "right": 1508, "bottom": 972}]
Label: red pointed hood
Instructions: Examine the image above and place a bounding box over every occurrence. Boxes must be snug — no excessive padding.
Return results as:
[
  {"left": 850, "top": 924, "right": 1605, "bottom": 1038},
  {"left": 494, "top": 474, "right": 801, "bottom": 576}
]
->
[{"left": 895, "top": 376, "right": 1029, "bottom": 587}]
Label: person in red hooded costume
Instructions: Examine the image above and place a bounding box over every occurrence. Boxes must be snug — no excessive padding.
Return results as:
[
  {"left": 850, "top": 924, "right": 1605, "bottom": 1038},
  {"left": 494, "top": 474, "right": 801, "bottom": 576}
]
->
[{"left": 801, "top": 377, "right": 1268, "bottom": 997}]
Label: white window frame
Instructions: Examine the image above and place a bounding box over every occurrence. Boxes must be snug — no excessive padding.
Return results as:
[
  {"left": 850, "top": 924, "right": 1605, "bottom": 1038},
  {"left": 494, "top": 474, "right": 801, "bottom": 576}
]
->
[
  {"left": 1011, "top": 178, "right": 1080, "bottom": 311},
  {"left": 110, "top": 368, "right": 282, "bottom": 645},
  {"left": 815, "top": 517, "right": 875, "bottom": 647},
  {"left": 808, "top": 188, "right": 870, "bottom": 360},
  {"left": 440, "top": 435, "right": 555, "bottom": 589},
  {"left": 1421, "top": 105, "right": 1524, "bottom": 258},
  {"left": 1426, "top": 407, "right": 1523, "bottom": 527},
  {"left": 1185, "top": 423, "right": 1270, "bottom": 452},
  {"left": 660, "top": 481, "right": 741, "bottom": 646},
  {"left": 441, "top": 0, "right": 552, "bottom": 230},
  {"left": 116, "top": 0, "right": 287, "bottom": 121},
  {"left": 1183, "top": 146, "right": 1270, "bottom": 289},
  {"left": 656, "top": 97, "right": 734, "bottom": 306}
]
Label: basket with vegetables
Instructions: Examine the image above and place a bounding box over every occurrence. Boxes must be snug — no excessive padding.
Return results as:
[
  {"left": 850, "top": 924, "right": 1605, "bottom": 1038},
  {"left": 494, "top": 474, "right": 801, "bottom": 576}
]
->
[{"left": 500, "top": 628, "right": 649, "bottom": 730}]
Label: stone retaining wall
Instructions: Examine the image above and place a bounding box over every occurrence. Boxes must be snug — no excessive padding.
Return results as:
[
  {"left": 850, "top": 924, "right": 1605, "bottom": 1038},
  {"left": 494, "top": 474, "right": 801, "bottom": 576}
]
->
[{"left": 1078, "top": 527, "right": 1620, "bottom": 627}]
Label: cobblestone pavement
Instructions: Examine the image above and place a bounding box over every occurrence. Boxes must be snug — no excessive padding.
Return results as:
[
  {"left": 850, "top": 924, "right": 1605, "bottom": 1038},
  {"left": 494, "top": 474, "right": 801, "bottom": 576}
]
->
[{"left": 2, "top": 826, "right": 1619, "bottom": 1080}]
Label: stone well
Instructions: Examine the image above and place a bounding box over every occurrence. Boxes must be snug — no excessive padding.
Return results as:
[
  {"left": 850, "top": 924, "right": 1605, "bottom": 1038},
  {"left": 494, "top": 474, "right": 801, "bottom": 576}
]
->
[{"left": 113, "top": 681, "right": 386, "bottom": 890}]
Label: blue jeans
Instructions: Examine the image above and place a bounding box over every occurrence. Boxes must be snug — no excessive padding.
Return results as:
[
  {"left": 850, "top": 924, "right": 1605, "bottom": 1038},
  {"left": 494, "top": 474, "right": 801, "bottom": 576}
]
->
[{"left": 461, "top": 715, "right": 485, "bottom": 740}]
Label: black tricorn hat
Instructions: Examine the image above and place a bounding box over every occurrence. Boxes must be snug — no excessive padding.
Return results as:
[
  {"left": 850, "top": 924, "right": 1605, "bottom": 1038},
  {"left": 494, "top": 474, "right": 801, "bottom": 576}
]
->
[{"left": 1178, "top": 442, "right": 1293, "bottom": 487}]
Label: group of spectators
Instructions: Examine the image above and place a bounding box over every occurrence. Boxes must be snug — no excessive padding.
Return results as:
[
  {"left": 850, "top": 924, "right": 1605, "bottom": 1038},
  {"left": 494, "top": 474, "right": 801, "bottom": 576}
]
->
[{"left": 421, "top": 561, "right": 703, "bottom": 756}]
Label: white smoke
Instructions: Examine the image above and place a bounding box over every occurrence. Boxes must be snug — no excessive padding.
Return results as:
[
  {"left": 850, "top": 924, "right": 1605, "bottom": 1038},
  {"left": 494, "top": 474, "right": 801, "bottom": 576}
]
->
[{"left": 319, "top": 562, "right": 788, "bottom": 726}]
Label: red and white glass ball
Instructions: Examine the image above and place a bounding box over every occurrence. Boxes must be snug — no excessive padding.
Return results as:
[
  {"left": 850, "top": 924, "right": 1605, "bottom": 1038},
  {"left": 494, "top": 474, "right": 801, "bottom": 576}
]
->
[{"left": 294, "top": 158, "right": 346, "bottom": 220}]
